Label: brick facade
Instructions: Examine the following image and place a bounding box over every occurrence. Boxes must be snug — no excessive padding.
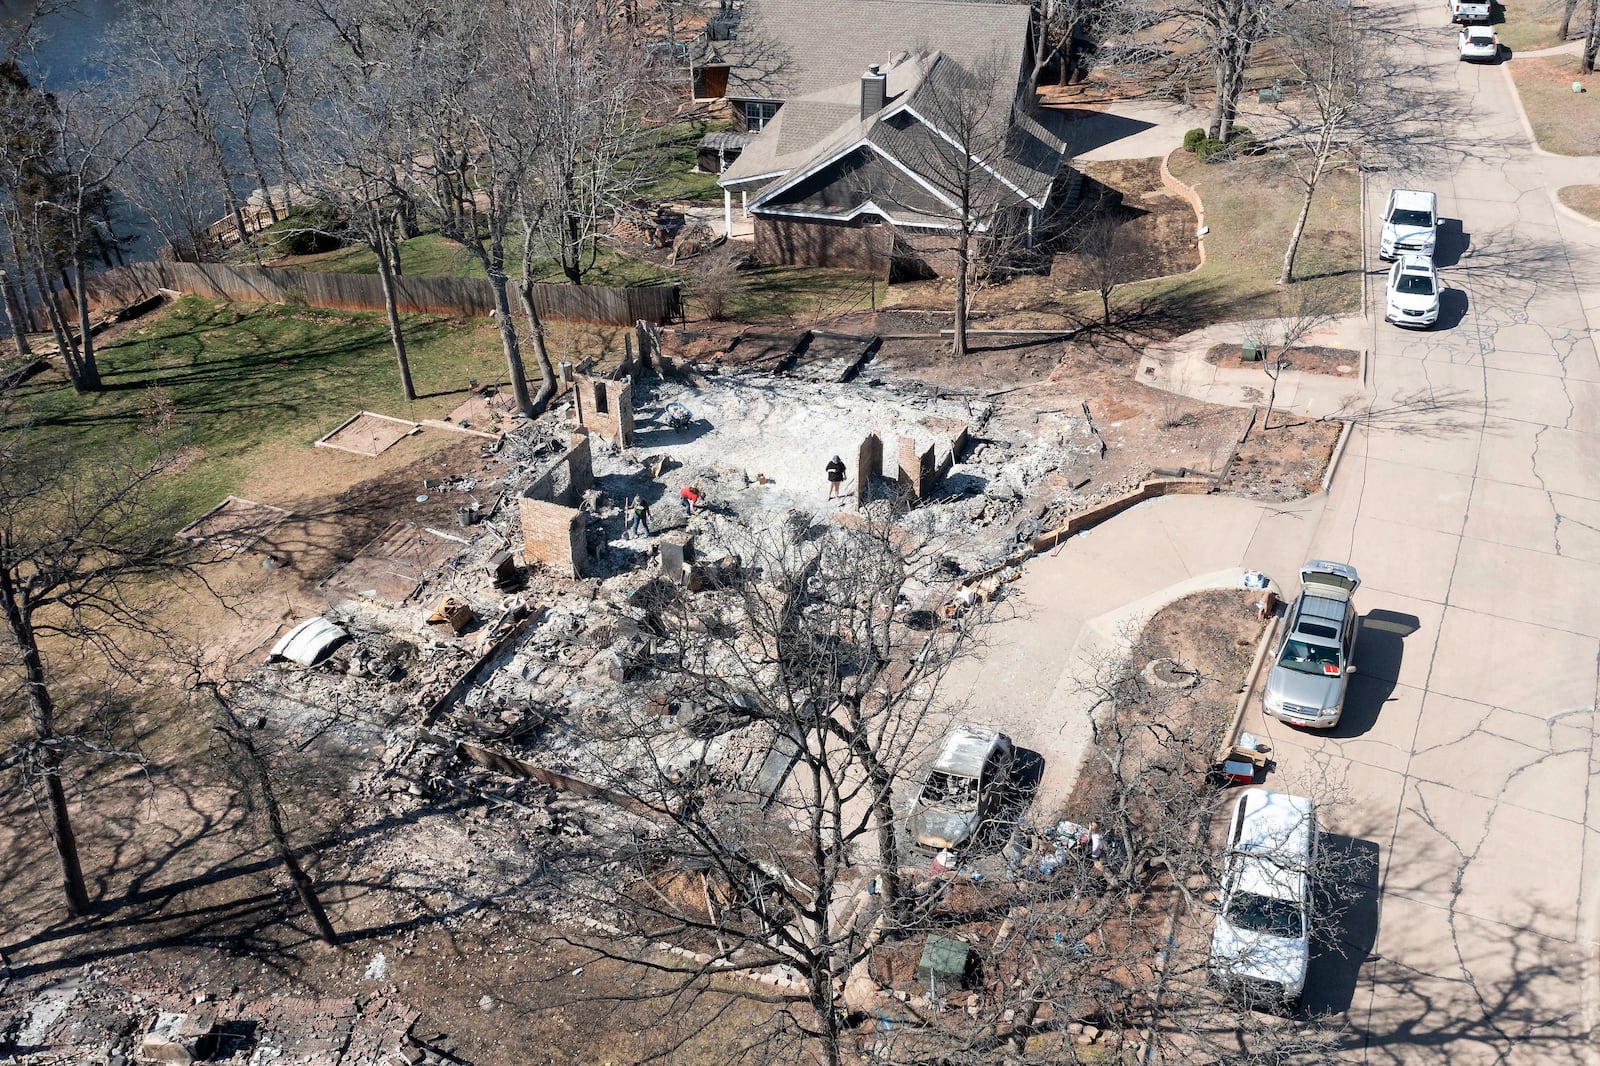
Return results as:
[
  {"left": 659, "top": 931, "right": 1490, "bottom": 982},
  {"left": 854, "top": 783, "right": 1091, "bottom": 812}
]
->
[
  {"left": 572, "top": 375, "right": 634, "bottom": 448},
  {"left": 754, "top": 215, "right": 965, "bottom": 279},
  {"left": 525, "top": 431, "right": 593, "bottom": 507},
  {"left": 518, "top": 497, "right": 586, "bottom": 578},
  {"left": 898, "top": 436, "right": 937, "bottom": 499}
]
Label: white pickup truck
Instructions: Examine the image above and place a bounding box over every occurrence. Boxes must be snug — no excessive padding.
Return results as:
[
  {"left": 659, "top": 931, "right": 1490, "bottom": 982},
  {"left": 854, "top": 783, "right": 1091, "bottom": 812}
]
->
[{"left": 1448, "top": 0, "right": 1490, "bottom": 23}]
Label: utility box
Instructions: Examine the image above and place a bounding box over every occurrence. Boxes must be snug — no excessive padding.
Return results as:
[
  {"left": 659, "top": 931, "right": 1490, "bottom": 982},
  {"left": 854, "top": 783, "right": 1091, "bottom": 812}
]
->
[
  {"left": 1242, "top": 340, "right": 1263, "bottom": 362},
  {"left": 916, "top": 935, "right": 971, "bottom": 989}
]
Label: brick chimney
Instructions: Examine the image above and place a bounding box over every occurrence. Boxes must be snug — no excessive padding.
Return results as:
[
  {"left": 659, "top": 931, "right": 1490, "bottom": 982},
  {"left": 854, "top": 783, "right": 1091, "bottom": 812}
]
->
[{"left": 860, "top": 64, "right": 887, "bottom": 120}]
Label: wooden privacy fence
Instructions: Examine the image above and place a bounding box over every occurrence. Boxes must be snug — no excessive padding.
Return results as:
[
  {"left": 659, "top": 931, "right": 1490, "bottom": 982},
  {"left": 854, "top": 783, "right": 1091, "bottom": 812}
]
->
[{"left": 83, "top": 261, "right": 682, "bottom": 325}]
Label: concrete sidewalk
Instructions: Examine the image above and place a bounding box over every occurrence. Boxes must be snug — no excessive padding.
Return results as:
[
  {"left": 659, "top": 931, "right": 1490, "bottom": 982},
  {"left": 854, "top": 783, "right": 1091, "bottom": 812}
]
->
[
  {"left": 1136, "top": 315, "right": 1373, "bottom": 418},
  {"left": 938, "top": 492, "right": 1321, "bottom": 817}
]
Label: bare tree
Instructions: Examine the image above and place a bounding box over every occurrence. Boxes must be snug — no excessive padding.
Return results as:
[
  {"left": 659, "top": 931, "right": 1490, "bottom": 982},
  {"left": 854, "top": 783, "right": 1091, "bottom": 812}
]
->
[
  {"left": 548, "top": 511, "right": 976, "bottom": 1066},
  {"left": 1076, "top": 209, "right": 1150, "bottom": 325},
  {"left": 0, "top": 399, "right": 204, "bottom": 917},
  {"left": 1244, "top": 280, "right": 1341, "bottom": 428},
  {"left": 405, "top": 4, "right": 540, "bottom": 417},
  {"left": 871, "top": 53, "right": 1061, "bottom": 359},
  {"left": 1271, "top": 0, "right": 1430, "bottom": 285}
]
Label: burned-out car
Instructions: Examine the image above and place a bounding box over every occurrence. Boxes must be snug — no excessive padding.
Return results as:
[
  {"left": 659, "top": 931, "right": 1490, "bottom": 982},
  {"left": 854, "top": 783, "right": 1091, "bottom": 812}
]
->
[{"left": 906, "top": 725, "right": 1015, "bottom": 852}]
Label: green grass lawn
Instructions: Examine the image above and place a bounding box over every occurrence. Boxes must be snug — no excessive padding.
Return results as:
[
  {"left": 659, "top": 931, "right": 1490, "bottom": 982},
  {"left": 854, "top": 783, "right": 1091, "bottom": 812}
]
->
[
  {"left": 630, "top": 118, "right": 731, "bottom": 203},
  {"left": 276, "top": 232, "right": 673, "bottom": 287},
  {"left": 1494, "top": 0, "right": 1569, "bottom": 53},
  {"left": 13, "top": 297, "right": 516, "bottom": 523},
  {"left": 1148, "top": 149, "right": 1362, "bottom": 318}
]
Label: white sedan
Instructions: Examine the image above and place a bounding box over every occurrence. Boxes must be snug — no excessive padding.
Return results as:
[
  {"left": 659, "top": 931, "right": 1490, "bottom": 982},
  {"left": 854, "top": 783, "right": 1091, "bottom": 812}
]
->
[
  {"left": 1385, "top": 255, "right": 1441, "bottom": 329},
  {"left": 1458, "top": 26, "right": 1498, "bottom": 61}
]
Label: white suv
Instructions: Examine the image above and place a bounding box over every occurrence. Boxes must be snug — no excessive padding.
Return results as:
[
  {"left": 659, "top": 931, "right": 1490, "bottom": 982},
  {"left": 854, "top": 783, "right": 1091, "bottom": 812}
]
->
[
  {"left": 1386, "top": 255, "right": 1441, "bottom": 329},
  {"left": 1379, "top": 189, "right": 1438, "bottom": 260},
  {"left": 1458, "top": 25, "right": 1498, "bottom": 61},
  {"left": 1210, "top": 790, "right": 1318, "bottom": 1007}
]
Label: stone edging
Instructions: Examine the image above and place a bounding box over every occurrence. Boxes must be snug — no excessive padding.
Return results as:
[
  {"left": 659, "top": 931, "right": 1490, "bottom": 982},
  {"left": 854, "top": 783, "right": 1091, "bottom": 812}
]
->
[
  {"left": 1321, "top": 418, "right": 1356, "bottom": 494},
  {"left": 1219, "top": 612, "right": 1280, "bottom": 762},
  {"left": 1159, "top": 150, "right": 1207, "bottom": 270}
]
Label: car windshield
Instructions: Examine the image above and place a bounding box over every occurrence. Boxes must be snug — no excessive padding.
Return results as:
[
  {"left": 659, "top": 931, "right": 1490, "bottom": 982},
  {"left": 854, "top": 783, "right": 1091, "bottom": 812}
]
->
[
  {"left": 1280, "top": 639, "right": 1342, "bottom": 675},
  {"left": 1395, "top": 274, "right": 1435, "bottom": 296},
  {"left": 923, "top": 771, "right": 979, "bottom": 810},
  {"left": 1226, "top": 889, "right": 1304, "bottom": 938},
  {"left": 1390, "top": 208, "right": 1433, "bottom": 227}
]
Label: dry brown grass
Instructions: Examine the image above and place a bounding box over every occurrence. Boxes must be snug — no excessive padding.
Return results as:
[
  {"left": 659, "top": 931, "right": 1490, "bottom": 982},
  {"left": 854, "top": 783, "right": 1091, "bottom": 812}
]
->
[
  {"left": 1557, "top": 184, "right": 1600, "bottom": 222},
  {"left": 1508, "top": 56, "right": 1600, "bottom": 155}
]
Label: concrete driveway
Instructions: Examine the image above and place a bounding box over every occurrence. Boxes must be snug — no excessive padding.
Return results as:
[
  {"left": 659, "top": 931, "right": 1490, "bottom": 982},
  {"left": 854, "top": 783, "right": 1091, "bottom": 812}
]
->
[{"left": 1231, "top": 18, "right": 1600, "bottom": 1064}]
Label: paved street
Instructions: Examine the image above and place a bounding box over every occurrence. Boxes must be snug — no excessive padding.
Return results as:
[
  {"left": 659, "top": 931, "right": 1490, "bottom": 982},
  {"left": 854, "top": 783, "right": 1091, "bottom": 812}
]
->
[
  {"left": 1236, "top": 4, "right": 1600, "bottom": 1061},
  {"left": 977, "top": 2, "right": 1600, "bottom": 1060}
]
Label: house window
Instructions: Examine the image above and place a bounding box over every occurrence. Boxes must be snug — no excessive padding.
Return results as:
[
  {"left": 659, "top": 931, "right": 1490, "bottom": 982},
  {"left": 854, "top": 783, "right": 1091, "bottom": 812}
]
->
[{"left": 744, "top": 101, "right": 779, "bottom": 132}]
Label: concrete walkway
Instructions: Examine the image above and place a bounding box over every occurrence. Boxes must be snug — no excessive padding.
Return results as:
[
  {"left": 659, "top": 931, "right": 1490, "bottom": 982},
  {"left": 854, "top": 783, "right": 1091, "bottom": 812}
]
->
[
  {"left": 938, "top": 493, "right": 1319, "bottom": 816},
  {"left": 1137, "top": 315, "right": 1373, "bottom": 416}
]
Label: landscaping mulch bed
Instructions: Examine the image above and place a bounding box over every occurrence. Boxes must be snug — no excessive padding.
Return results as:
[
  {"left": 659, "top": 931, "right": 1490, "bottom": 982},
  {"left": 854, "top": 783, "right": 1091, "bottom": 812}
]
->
[{"left": 1206, "top": 342, "right": 1359, "bottom": 377}]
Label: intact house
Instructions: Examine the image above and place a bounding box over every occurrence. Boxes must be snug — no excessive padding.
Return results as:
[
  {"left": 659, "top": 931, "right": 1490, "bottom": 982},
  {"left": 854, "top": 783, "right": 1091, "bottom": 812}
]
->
[{"left": 696, "top": 0, "right": 1069, "bottom": 279}]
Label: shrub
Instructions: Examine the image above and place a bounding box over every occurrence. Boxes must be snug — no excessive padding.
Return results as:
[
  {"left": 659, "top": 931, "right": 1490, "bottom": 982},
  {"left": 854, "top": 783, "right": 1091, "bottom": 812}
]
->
[
  {"left": 1182, "top": 128, "right": 1207, "bottom": 153},
  {"left": 1227, "top": 125, "right": 1257, "bottom": 153},
  {"left": 264, "top": 203, "right": 344, "bottom": 256},
  {"left": 1194, "top": 138, "right": 1228, "bottom": 162}
]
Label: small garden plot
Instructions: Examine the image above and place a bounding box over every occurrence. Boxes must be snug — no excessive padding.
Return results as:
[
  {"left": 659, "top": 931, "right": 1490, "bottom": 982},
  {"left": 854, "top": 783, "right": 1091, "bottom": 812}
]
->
[
  {"left": 1206, "top": 342, "right": 1358, "bottom": 377},
  {"left": 1223, "top": 418, "right": 1344, "bottom": 501},
  {"left": 176, "top": 496, "right": 292, "bottom": 556},
  {"left": 316, "top": 411, "right": 421, "bottom": 456}
]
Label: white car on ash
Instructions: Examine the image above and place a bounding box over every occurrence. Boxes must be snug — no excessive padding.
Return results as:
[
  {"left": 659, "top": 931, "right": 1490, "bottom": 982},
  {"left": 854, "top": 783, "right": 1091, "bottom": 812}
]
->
[
  {"left": 1459, "top": 26, "right": 1498, "bottom": 61},
  {"left": 1386, "top": 254, "right": 1441, "bottom": 329},
  {"left": 1210, "top": 789, "right": 1318, "bottom": 1007}
]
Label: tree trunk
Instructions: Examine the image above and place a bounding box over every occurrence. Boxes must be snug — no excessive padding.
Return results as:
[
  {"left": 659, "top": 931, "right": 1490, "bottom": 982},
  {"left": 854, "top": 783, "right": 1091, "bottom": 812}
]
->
[
  {"left": 952, "top": 233, "right": 971, "bottom": 360},
  {"left": 72, "top": 256, "right": 101, "bottom": 390},
  {"left": 0, "top": 270, "right": 28, "bottom": 357},
  {"left": 515, "top": 280, "right": 558, "bottom": 417},
  {"left": 563, "top": 210, "right": 583, "bottom": 285},
  {"left": 373, "top": 224, "right": 416, "bottom": 402},
  {"left": 1561, "top": 0, "right": 1580, "bottom": 38},
  {"left": 488, "top": 268, "right": 534, "bottom": 417},
  {"left": 1280, "top": 175, "right": 1319, "bottom": 285},
  {"left": 1585, "top": 0, "right": 1600, "bottom": 71},
  {"left": 0, "top": 563, "right": 91, "bottom": 917},
  {"left": 32, "top": 263, "right": 86, "bottom": 394}
]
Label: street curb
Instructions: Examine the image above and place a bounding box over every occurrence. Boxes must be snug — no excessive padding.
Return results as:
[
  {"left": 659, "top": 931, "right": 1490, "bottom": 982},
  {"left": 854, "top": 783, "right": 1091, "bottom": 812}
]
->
[
  {"left": 1221, "top": 612, "right": 1281, "bottom": 760},
  {"left": 1359, "top": 171, "right": 1370, "bottom": 311},
  {"left": 1320, "top": 417, "right": 1356, "bottom": 495},
  {"left": 1553, "top": 193, "right": 1600, "bottom": 231}
]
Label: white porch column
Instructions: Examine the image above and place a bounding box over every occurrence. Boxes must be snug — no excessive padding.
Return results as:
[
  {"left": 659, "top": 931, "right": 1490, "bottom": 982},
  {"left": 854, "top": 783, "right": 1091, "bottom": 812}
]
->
[
  {"left": 741, "top": 191, "right": 749, "bottom": 218},
  {"left": 724, "top": 189, "right": 733, "bottom": 237}
]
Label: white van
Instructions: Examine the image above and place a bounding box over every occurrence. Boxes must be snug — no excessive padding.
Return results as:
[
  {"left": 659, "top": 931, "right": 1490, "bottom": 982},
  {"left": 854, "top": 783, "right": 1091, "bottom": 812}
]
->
[
  {"left": 1209, "top": 789, "right": 1318, "bottom": 1006},
  {"left": 1379, "top": 189, "right": 1438, "bottom": 261},
  {"left": 1448, "top": 0, "right": 1490, "bottom": 23}
]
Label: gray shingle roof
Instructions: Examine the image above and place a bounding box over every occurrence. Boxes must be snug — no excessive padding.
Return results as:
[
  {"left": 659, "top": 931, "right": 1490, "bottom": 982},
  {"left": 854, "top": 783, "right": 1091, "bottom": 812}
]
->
[
  {"left": 719, "top": 46, "right": 1069, "bottom": 224},
  {"left": 720, "top": 0, "right": 1032, "bottom": 103}
]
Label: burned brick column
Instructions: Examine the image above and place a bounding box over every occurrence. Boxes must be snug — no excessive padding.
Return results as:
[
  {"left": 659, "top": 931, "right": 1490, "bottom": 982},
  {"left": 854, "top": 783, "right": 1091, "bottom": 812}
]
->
[
  {"left": 897, "top": 436, "right": 936, "bottom": 499},
  {"left": 857, "top": 433, "right": 882, "bottom": 507},
  {"left": 573, "top": 374, "right": 635, "bottom": 449},
  {"left": 518, "top": 498, "right": 586, "bottom": 578}
]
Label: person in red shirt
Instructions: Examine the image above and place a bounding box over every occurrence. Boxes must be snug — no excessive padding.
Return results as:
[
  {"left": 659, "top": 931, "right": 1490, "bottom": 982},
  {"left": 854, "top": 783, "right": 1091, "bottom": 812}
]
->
[{"left": 679, "top": 484, "right": 702, "bottom": 515}]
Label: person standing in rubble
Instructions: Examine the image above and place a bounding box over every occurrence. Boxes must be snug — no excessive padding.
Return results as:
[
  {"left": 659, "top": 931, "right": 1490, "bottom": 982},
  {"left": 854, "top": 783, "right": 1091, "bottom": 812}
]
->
[
  {"left": 679, "top": 484, "right": 703, "bottom": 516},
  {"left": 628, "top": 496, "right": 651, "bottom": 537},
  {"left": 826, "top": 455, "right": 846, "bottom": 499}
]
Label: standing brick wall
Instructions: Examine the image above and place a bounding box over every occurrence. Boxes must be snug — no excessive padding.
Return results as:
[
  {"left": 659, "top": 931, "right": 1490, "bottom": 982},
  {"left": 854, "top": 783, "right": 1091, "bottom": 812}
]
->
[
  {"left": 518, "top": 498, "right": 586, "bottom": 578},
  {"left": 856, "top": 433, "right": 882, "bottom": 507},
  {"left": 573, "top": 375, "right": 635, "bottom": 448},
  {"left": 897, "top": 437, "right": 937, "bottom": 499}
]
